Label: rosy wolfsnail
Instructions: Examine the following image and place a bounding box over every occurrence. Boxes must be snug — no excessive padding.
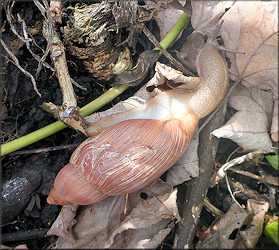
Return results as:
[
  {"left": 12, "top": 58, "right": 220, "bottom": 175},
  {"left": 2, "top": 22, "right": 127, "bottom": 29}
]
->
[{"left": 47, "top": 22, "right": 231, "bottom": 205}]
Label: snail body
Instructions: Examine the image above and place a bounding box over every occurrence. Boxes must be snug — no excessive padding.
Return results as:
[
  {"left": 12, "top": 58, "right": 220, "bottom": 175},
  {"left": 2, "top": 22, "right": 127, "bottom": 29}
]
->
[{"left": 48, "top": 22, "right": 230, "bottom": 205}]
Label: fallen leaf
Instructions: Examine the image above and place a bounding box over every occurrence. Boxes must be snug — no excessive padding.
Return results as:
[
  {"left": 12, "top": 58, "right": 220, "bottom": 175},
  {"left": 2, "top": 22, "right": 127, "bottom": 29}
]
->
[
  {"left": 234, "top": 200, "right": 269, "bottom": 248},
  {"left": 187, "top": 1, "right": 278, "bottom": 142},
  {"left": 166, "top": 133, "right": 199, "bottom": 186},
  {"left": 106, "top": 182, "right": 179, "bottom": 248},
  {"left": 178, "top": 31, "right": 205, "bottom": 73},
  {"left": 221, "top": 1, "right": 278, "bottom": 97},
  {"left": 196, "top": 199, "right": 269, "bottom": 249},
  {"left": 190, "top": 1, "right": 278, "bottom": 97},
  {"left": 48, "top": 180, "right": 180, "bottom": 249},
  {"left": 47, "top": 204, "right": 79, "bottom": 243},
  {"left": 178, "top": 1, "right": 234, "bottom": 74},
  {"left": 0, "top": 244, "right": 28, "bottom": 249},
  {"left": 220, "top": 1, "right": 278, "bottom": 141},
  {"left": 212, "top": 85, "right": 273, "bottom": 151},
  {"left": 191, "top": 1, "right": 234, "bottom": 36},
  {"left": 196, "top": 203, "right": 248, "bottom": 249},
  {"left": 271, "top": 99, "right": 278, "bottom": 141}
]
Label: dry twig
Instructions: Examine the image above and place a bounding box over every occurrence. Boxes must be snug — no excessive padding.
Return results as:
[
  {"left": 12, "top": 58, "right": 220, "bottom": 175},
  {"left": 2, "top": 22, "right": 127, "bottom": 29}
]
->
[
  {"left": 142, "top": 24, "right": 193, "bottom": 76},
  {"left": 0, "top": 38, "right": 41, "bottom": 97},
  {"left": 211, "top": 147, "right": 277, "bottom": 187},
  {"left": 17, "top": 12, "right": 87, "bottom": 91},
  {"left": 10, "top": 143, "right": 80, "bottom": 156},
  {"left": 34, "top": 0, "right": 88, "bottom": 134}
]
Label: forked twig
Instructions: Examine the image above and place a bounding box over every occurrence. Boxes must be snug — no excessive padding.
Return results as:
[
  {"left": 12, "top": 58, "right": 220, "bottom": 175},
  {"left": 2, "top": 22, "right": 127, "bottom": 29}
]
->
[
  {"left": 211, "top": 147, "right": 277, "bottom": 187},
  {"left": 17, "top": 12, "right": 87, "bottom": 91}
]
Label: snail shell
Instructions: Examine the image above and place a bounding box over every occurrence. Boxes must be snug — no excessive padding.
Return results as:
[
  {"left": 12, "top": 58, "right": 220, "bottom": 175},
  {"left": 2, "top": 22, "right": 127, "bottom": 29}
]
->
[{"left": 47, "top": 116, "right": 198, "bottom": 205}]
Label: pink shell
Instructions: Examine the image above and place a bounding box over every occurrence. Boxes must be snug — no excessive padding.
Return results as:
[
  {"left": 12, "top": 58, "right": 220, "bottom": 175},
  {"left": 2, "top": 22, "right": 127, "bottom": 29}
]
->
[{"left": 47, "top": 116, "right": 198, "bottom": 205}]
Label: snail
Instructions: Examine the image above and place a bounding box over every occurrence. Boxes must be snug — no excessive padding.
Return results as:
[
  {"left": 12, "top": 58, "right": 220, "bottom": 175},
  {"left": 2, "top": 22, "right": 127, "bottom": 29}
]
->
[{"left": 47, "top": 21, "right": 239, "bottom": 205}]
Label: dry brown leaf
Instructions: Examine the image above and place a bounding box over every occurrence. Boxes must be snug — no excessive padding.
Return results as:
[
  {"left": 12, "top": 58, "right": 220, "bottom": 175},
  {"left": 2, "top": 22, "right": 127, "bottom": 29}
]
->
[
  {"left": 106, "top": 183, "right": 179, "bottom": 248},
  {"left": 191, "top": 1, "right": 278, "bottom": 95},
  {"left": 0, "top": 244, "right": 28, "bottom": 249},
  {"left": 166, "top": 133, "right": 199, "bottom": 186},
  {"left": 53, "top": 195, "right": 126, "bottom": 248},
  {"left": 47, "top": 204, "right": 79, "bottom": 243},
  {"left": 187, "top": 1, "right": 278, "bottom": 142},
  {"left": 48, "top": 180, "right": 180, "bottom": 249},
  {"left": 178, "top": 31, "right": 205, "bottom": 73},
  {"left": 234, "top": 200, "right": 269, "bottom": 248},
  {"left": 221, "top": 1, "right": 278, "bottom": 97},
  {"left": 196, "top": 199, "right": 269, "bottom": 249},
  {"left": 220, "top": 1, "right": 278, "bottom": 141},
  {"left": 191, "top": 1, "right": 234, "bottom": 36},
  {"left": 271, "top": 99, "right": 278, "bottom": 141},
  {"left": 190, "top": 0, "right": 278, "bottom": 96},
  {"left": 179, "top": 1, "right": 234, "bottom": 73},
  {"left": 212, "top": 85, "right": 273, "bottom": 151},
  {"left": 196, "top": 203, "right": 248, "bottom": 249}
]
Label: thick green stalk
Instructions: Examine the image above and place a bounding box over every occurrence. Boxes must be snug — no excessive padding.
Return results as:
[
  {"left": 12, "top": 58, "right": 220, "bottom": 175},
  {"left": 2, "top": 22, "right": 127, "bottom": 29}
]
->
[
  {"left": 1, "top": 86, "right": 128, "bottom": 156},
  {"left": 155, "top": 12, "right": 189, "bottom": 55},
  {"left": 1, "top": 13, "right": 189, "bottom": 156}
]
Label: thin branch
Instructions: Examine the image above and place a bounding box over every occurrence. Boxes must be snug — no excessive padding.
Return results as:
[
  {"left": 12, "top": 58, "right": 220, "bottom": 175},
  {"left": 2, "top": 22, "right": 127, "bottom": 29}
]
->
[
  {"left": 142, "top": 24, "right": 194, "bottom": 76},
  {"left": 17, "top": 13, "right": 87, "bottom": 91},
  {"left": 203, "top": 197, "right": 224, "bottom": 217},
  {"left": 4, "top": 1, "right": 32, "bottom": 43},
  {"left": 10, "top": 143, "right": 80, "bottom": 156},
  {"left": 225, "top": 172, "right": 244, "bottom": 210},
  {"left": 229, "top": 168, "right": 279, "bottom": 186},
  {"left": 0, "top": 38, "right": 41, "bottom": 97},
  {"left": 211, "top": 147, "right": 277, "bottom": 187}
]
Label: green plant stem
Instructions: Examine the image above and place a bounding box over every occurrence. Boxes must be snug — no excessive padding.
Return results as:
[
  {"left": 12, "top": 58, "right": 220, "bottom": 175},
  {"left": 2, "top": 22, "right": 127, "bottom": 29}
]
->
[
  {"left": 1, "top": 13, "right": 189, "bottom": 157},
  {"left": 1, "top": 85, "right": 128, "bottom": 156},
  {"left": 155, "top": 12, "right": 189, "bottom": 55}
]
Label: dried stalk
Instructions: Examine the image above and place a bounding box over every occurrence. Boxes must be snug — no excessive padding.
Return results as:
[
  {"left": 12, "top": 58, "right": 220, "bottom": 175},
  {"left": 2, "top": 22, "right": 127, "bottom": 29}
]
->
[
  {"left": 34, "top": 0, "right": 88, "bottom": 134},
  {"left": 142, "top": 24, "right": 193, "bottom": 76},
  {"left": 174, "top": 101, "right": 227, "bottom": 249},
  {"left": 211, "top": 147, "right": 277, "bottom": 187},
  {"left": 0, "top": 38, "right": 41, "bottom": 97}
]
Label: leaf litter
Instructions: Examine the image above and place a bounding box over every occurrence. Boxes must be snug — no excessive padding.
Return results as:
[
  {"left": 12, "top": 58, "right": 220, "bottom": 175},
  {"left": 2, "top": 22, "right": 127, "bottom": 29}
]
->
[
  {"left": 48, "top": 180, "right": 180, "bottom": 248},
  {"left": 2, "top": 1, "right": 278, "bottom": 248}
]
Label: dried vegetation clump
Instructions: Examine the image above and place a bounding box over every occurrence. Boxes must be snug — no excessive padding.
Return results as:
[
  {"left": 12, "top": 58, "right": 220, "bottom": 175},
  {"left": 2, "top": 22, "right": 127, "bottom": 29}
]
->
[{"left": 62, "top": 2, "right": 162, "bottom": 81}]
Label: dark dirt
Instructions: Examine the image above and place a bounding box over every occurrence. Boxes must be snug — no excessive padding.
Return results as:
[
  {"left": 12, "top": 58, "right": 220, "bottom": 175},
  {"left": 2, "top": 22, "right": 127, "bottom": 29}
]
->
[{"left": 1, "top": 1, "right": 278, "bottom": 249}]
